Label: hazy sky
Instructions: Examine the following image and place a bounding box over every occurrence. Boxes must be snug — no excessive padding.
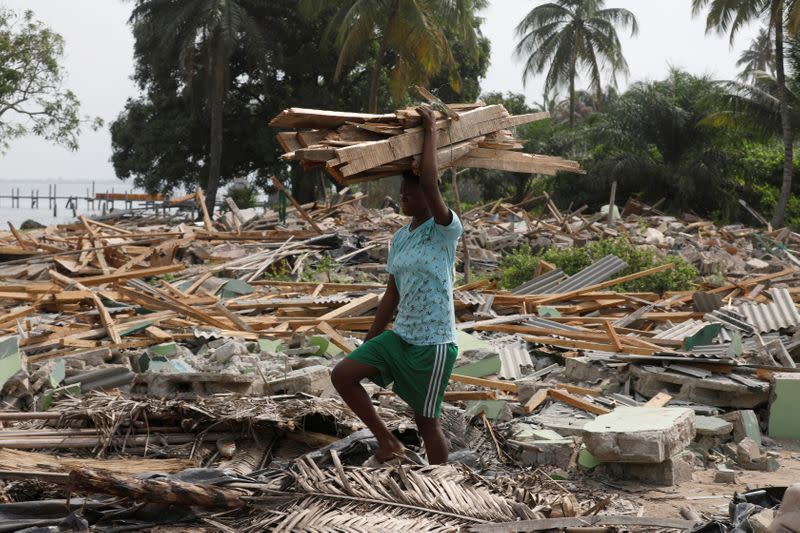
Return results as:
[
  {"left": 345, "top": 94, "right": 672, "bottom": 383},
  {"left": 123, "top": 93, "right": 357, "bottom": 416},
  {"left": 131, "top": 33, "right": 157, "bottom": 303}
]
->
[{"left": 0, "top": 0, "right": 760, "bottom": 182}]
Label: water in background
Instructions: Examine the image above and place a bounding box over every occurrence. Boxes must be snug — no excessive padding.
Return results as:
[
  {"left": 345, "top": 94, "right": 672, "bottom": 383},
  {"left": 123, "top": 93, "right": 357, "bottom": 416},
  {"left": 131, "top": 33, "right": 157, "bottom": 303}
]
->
[{"left": 0, "top": 179, "right": 145, "bottom": 227}]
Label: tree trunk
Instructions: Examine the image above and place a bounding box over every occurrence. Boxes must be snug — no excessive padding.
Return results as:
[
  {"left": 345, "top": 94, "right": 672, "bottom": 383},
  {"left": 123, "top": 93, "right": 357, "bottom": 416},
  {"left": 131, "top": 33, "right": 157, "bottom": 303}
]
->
[
  {"left": 569, "top": 56, "right": 576, "bottom": 126},
  {"left": 368, "top": 34, "right": 389, "bottom": 113},
  {"left": 206, "top": 35, "right": 226, "bottom": 217},
  {"left": 773, "top": 5, "right": 794, "bottom": 227}
]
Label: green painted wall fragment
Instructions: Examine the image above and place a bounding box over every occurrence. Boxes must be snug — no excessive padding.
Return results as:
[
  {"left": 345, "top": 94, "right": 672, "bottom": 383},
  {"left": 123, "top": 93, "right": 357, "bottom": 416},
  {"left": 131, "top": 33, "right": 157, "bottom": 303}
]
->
[
  {"left": 768, "top": 373, "right": 800, "bottom": 441},
  {"left": 0, "top": 336, "right": 21, "bottom": 391}
]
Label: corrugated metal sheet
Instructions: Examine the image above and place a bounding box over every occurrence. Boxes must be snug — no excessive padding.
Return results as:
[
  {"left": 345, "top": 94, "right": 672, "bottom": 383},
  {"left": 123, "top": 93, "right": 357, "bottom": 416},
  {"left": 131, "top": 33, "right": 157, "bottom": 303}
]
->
[
  {"left": 498, "top": 343, "right": 533, "bottom": 380},
  {"left": 524, "top": 316, "right": 585, "bottom": 332},
  {"left": 513, "top": 255, "right": 628, "bottom": 296},
  {"left": 653, "top": 319, "right": 711, "bottom": 340},
  {"left": 613, "top": 304, "right": 654, "bottom": 328},
  {"left": 704, "top": 308, "right": 755, "bottom": 335},
  {"left": 735, "top": 288, "right": 800, "bottom": 334},
  {"left": 454, "top": 291, "right": 486, "bottom": 306},
  {"left": 549, "top": 254, "right": 628, "bottom": 293},
  {"left": 693, "top": 292, "right": 723, "bottom": 313},
  {"left": 512, "top": 269, "right": 567, "bottom": 295}
]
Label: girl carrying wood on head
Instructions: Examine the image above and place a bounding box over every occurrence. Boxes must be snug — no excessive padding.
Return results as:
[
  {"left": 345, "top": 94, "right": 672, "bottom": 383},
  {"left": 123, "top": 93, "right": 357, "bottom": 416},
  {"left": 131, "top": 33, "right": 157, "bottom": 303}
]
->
[{"left": 330, "top": 106, "right": 462, "bottom": 465}]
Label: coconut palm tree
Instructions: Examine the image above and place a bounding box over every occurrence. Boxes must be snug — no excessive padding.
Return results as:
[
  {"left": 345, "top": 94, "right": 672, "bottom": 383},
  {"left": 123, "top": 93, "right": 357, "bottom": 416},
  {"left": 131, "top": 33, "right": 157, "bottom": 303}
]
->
[
  {"left": 129, "top": 0, "right": 270, "bottom": 215},
  {"left": 301, "top": 0, "right": 485, "bottom": 113},
  {"left": 513, "top": 0, "right": 638, "bottom": 126},
  {"left": 737, "top": 26, "right": 776, "bottom": 80},
  {"left": 692, "top": 0, "right": 796, "bottom": 226}
]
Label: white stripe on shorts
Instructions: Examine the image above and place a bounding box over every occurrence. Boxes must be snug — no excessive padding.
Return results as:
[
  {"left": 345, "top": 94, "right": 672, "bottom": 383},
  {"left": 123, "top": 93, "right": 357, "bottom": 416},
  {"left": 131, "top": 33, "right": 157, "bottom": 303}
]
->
[{"left": 424, "top": 344, "right": 447, "bottom": 417}]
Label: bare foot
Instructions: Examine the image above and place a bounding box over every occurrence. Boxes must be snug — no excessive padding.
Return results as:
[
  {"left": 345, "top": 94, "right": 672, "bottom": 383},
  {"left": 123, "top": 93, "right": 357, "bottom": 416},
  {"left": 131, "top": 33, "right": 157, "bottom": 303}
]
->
[{"left": 375, "top": 435, "right": 405, "bottom": 463}]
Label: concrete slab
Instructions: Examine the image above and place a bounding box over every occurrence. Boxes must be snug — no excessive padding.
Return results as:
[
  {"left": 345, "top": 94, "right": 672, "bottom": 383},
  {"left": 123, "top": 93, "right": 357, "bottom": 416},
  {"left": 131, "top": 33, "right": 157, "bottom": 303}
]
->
[
  {"left": 603, "top": 451, "right": 695, "bottom": 486},
  {"left": 768, "top": 373, "right": 800, "bottom": 441},
  {"left": 582, "top": 407, "right": 695, "bottom": 463},
  {"left": 266, "top": 365, "right": 333, "bottom": 397},
  {"left": 695, "top": 416, "right": 733, "bottom": 437},
  {"left": 631, "top": 366, "right": 769, "bottom": 409}
]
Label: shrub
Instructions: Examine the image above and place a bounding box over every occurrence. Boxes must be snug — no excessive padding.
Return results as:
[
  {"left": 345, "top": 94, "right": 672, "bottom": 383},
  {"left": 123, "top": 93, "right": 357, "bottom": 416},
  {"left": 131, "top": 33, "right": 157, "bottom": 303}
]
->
[
  {"left": 499, "top": 238, "right": 698, "bottom": 294},
  {"left": 222, "top": 182, "right": 259, "bottom": 212}
]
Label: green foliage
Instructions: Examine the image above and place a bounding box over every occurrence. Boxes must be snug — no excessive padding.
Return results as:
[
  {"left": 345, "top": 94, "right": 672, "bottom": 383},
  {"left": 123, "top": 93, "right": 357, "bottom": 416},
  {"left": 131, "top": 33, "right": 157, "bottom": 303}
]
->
[
  {"left": 222, "top": 182, "right": 259, "bottom": 212},
  {"left": 514, "top": 0, "right": 638, "bottom": 124},
  {"left": 500, "top": 238, "right": 698, "bottom": 294},
  {"left": 301, "top": 0, "right": 487, "bottom": 111},
  {"left": 299, "top": 255, "right": 335, "bottom": 283},
  {"left": 0, "top": 8, "right": 101, "bottom": 152},
  {"left": 112, "top": 1, "right": 489, "bottom": 206}
]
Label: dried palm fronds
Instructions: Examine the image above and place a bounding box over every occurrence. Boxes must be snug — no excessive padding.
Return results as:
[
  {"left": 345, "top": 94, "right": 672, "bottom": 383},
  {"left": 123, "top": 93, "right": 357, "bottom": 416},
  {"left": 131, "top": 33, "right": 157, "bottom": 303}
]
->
[
  {"left": 236, "top": 456, "right": 545, "bottom": 532},
  {"left": 0, "top": 448, "right": 194, "bottom": 475}
]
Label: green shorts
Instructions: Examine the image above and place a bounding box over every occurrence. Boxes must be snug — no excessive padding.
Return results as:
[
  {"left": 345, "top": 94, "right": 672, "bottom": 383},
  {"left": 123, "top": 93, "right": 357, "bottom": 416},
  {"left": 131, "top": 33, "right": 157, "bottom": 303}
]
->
[{"left": 346, "top": 330, "right": 458, "bottom": 418}]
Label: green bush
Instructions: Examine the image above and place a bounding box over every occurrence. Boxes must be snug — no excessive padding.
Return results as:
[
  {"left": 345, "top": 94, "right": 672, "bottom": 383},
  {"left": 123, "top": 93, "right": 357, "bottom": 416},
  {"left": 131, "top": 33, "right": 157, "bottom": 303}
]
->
[
  {"left": 499, "top": 238, "right": 698, "bottom": 294},
  {"left": 222, "top": 183, "right": 259, "bottom": 212}
]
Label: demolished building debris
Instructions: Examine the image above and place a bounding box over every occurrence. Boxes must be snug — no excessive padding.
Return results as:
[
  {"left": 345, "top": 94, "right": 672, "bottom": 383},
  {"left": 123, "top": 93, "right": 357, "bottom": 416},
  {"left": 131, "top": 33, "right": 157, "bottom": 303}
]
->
[{"left": 0, "top": 183, "right": 798, "bottom": 531}]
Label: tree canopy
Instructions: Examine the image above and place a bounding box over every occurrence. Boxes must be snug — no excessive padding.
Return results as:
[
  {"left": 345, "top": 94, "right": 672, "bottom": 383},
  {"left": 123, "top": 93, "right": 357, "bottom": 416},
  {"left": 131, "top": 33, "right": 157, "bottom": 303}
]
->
[{"left": 0, "top": 8, "right": 100, "bottom": 152}]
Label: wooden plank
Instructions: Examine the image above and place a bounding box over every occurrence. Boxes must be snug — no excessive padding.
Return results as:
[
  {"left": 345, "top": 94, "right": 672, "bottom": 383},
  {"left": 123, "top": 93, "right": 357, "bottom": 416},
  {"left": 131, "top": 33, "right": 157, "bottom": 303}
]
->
[
  {"left": 73, "top": 264, "right": 185, "bottom": 286},
  {"left": 334, "top": 105, "right": 510, "bottom": 177},
  {"left": 548, "top": 388, "right": 611, "bottom": 415},
  {"left": 317, "top": 293, "right": 381, "bottom": 321},
  {"left": 554, "top": 383, "right": 603, "bottom": 397},
  {"left": 454, "top": 148, "right": 582, "bottom": 175},
  {"left": 450, "top": 374, "right": 518, "bottom": 393},
  {"left": 195, "top": 189, "right": 214, "bottom": 232},
  {"left": 522, "top": 388, "right": 550, "bottom": 414},
  {"left": 144, "top": 326, "right": 172, "bottom": 341},
  {"left": 214, "top": 302, "right": 255, "bottom": 333},
  {"left": 603, "top": 321, "right": 624, "bottom": 352},
  {"left": 275, "top": 131, "right": 302, "bottom": 153},
  {"left": 643, "top": 392, "right": 673, "bottom": 407},
  {"left": 7, "top": 222, "right": 35, "bottom": 250},
  {"left": 315, "top": 321, "right": 355, "bottom": 354},
  {"left": 444, "top": 391, "right": 496, "bottom": 401},
  {"left": 270, "top": 175, "right": 322, "bottom": 233},
  {"left": 522, "top": 335, "right": 656, "bottom": 356},
  {"left": 270, "top": 108, "right": 394, "bottom": 129}
]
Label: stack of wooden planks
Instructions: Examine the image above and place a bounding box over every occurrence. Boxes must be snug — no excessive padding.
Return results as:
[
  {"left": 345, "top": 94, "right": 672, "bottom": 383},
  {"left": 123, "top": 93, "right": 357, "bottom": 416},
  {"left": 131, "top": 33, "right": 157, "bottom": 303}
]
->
[{"left": 270, "top": 103, "right": 584, "bottom": 185}]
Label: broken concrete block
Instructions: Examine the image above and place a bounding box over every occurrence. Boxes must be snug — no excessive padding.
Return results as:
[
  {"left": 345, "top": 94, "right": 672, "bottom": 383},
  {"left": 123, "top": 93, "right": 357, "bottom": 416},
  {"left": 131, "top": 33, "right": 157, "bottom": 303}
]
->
[
  {"left": 714, "top": 464, "right": 736, "bottom": 484},
  {"left": 211, "top": 340, "right": 249, "bottom": 364},
  {"left": 532, "top": 403, "right": 594, "bottom": 437},
  {"left": 508, "top": 438, "right": 577, "bottom": 468},
  {"left": 603, "top": 450, "right": 694, "bottom": 486},
  {"left": 266, "top": 365, "right": 333, "bottom": 396},
  {"left": 631, "top": 366, "right": 769, "bottom": 408},
  {"left": 695, "top": 415, "right": 733, "bottom": 437},
  {"left": 582, "top": 407, "right": 695, "bottom": 463},
  {"left": 723, "top": 409, "right": 762, "bottom": 445},
  {"left": 736, "top": 437, "right": 779, "bottom": 472},
  {"left": 768, "top": 372, "right": 800, "bottom": 441}
]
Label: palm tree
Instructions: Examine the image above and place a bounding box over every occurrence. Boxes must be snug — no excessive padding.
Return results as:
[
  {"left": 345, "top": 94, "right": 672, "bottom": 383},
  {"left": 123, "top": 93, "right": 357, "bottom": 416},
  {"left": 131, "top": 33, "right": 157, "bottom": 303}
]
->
[
  {"left": 130, "top": 0, "right": 269, "bottom": 215},
  {"left": 301, "top": 0, "right": 485, "bottom": 113},
  {"left": 513, "top": 0, "right": 638, "bottom": 126},
  {"left": 737, "top": 26, "right": 776, "bottom": 80},
  {"left": 692, "top": 0, "right": 795, "bottom": 226}
]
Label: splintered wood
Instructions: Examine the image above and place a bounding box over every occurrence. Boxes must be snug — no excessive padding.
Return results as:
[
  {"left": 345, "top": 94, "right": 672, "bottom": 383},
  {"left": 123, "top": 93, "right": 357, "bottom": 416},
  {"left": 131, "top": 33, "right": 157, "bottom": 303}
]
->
[{"left": 270, "top": 103, "right": 583, "bottom": 184}]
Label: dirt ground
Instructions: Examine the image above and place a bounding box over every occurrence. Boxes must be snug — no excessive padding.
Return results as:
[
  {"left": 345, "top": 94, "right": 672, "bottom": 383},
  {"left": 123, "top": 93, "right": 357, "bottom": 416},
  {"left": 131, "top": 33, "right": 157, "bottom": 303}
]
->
[{"left": 585, "top": 439, "right": 800, "bottom": 522}]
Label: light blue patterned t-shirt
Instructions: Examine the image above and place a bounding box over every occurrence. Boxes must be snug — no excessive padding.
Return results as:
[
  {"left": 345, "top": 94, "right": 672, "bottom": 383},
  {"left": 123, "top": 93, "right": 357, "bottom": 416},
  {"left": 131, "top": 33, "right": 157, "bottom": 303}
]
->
[{"left": 387, "top": 210, "right": 463, "bottom": 346}]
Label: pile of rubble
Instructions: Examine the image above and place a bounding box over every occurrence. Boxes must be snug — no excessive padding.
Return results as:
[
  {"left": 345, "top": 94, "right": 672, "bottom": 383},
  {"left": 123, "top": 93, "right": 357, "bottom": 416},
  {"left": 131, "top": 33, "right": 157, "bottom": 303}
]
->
[{"left": 0, "top": 187, "right": 798, "bottom": 531}]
